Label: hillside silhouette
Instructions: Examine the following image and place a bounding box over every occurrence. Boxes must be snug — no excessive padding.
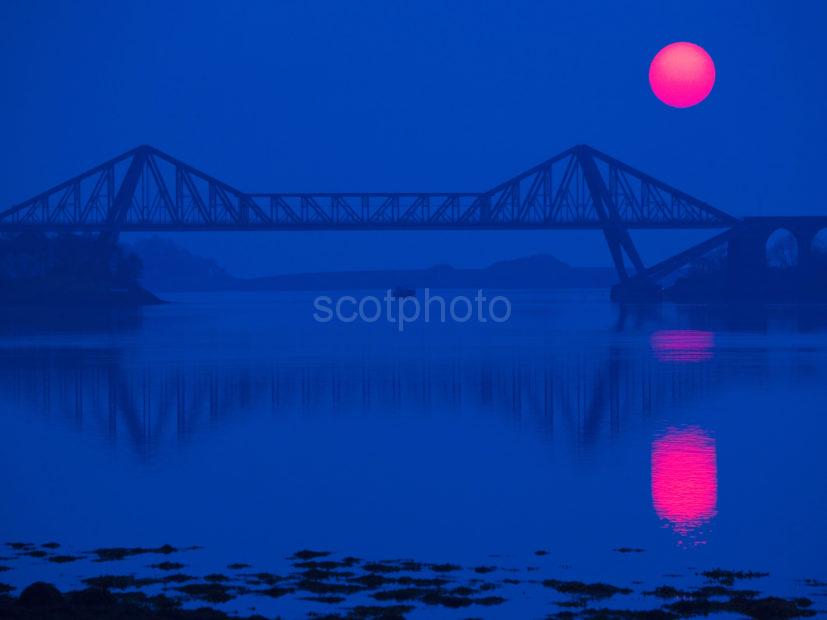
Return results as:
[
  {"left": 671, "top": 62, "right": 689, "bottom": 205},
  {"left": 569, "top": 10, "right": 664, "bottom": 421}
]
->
[{"left": 128, "top": 237, "right": 618, "bottom": 292}]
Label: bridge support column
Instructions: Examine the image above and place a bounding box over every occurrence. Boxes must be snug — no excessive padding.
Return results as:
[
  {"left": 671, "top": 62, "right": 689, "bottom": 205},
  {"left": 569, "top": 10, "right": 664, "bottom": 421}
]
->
[
  {"left": 575, "top": 146, "right": 660, "bottom": 301},
  {"left": 797, "top": 229, "right": 816, "bottom": 271},
  {"left": 726, "top": 226, "right": 768, "bottom": 293},
  {"left": 98, "top": 147, "right": 147, "bottom": 244}
]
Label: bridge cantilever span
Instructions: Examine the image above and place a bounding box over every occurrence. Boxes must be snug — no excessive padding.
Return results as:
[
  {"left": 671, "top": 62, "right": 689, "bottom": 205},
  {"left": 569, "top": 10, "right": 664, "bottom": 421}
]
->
[
  {"left": 0, "top": 144, "right": 735, "bottom": 233},
  {"left": 0, "top": 144, "right": 740, "bottom": 288}
]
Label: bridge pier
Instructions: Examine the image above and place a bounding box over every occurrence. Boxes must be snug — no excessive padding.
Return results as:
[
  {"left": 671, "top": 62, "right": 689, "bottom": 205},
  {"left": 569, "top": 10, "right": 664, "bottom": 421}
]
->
[
  {"left": 720, "top": 217, "right": 826, "bottom": 300},
  {"left": 727, "top": 217, "right": 822, "bottom": 273},
  {"left": 725, "top": 225, "right": 769, "bottom": 291},
  {"left": 610, "top": 216, "right": 827, "bottom": 303}
]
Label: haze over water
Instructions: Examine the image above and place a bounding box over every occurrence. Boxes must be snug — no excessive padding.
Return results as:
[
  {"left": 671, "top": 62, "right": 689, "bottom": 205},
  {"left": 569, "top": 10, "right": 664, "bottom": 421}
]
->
[{"left": 0, "top": 290, "right": 825, "bottom": 617}]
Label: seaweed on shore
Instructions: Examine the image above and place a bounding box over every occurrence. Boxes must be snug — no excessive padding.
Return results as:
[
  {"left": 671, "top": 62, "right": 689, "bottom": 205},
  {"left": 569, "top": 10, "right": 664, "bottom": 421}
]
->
[
  {"left": 395, "top": 576, "right": 449, "bottom": 588},
  {"left": 256, "top": 585, "right": 294, "bottom": 598},
  {"left": 0, "top": 581, "right": 265, "bottom": 619},
  {"left": 157, "top": 573, "right": 196, "bottom": 585},
  {"left": 203, "top": 574, "right": 230, "bottom": 583},
  {"left": 542, "top": 578, "right": 633, "bottom": 599},
  {"left": 346, "top": 604, "right": 415, "bottom": 619},
  {"left": 643, "top": 585, "right": 684, "bottom": 599},
  {"left": 557, "top": 609, "right": 676, "bottom": 619},
  {"left": 348, "top": 573, "right": 396, "bottom": 589},
  {"left": 361, "top": 560, "right": 423, "bottom": 574},
  {"left": 174, "top": 582, "right": 237, "bottom": 603},
  {"left": 698, "top": 568, "right": 769, "bottom": 586},
  {"left": 303, "top": 594, "right": 346, "bottom": 604},
  {"left": 291, "top": 549, "right": 331, "bottom": 560},
  {"left": 47, "top": 555, "right": 82, "bottom": 564},
  {"left": 1, "top": 543, "right": 817, "bottom": 620},
  {"left": 241, "top": 571, "right": 285, "bottom": 586},
  {"left": 81, "top": 572, "right": 197, "bottom": 590},
  {"left": 428, "top": 563, "right": 461, "bottom": 573},
  {"left": 81, "top": 575, "right": 156, "bottom": 590},
  {"left": 20, "top": 550, "right": 49, "bottom": 559},
  {"left": 298, "top": 568, "right": 357, "bottom": 582},
  {"left": 90, "top": 544, "right": 178, "bottom": 562},
  {"left": 665, "top": 594, "right": 815, "bottom": 618},
  {"left": 295, "top": 560, "right": 352, "bottom": 571},
  {"left": 370, "top": 585, "right": 505, "bottom": 609},
  {"left": 296, "top": 578, "right": 362, "bottom": 596},
  {"left": 149, "top": 561, "right": 185, "bottom": 571}
]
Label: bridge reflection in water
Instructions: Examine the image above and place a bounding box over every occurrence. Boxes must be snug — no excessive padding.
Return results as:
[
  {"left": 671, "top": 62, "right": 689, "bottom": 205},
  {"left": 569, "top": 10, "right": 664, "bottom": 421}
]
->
[{"left": 0, "top": 337, "right": 726, "bottom": 457}]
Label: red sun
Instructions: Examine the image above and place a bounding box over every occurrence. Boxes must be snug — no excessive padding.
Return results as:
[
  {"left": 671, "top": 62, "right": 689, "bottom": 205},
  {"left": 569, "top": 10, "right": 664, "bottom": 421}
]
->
[{"left": 649, "top": 42, "right": 715, "bottom": 108}]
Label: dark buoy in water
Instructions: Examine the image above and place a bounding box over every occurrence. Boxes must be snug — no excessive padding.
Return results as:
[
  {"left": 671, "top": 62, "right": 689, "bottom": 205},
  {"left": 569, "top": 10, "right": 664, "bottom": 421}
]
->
[{"left": 391, "top": 286, "right": 416, "bottom": 298}]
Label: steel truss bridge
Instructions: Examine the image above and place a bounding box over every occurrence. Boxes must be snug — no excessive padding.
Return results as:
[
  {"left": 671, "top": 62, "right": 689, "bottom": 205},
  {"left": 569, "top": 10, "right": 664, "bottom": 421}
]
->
[{"left": 2, "top": 144, "right": 821, "bottom": 294}]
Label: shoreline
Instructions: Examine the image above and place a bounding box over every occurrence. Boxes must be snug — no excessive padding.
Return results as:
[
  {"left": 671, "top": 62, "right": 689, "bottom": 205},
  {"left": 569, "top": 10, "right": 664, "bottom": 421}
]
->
[{"left": 0, "top": 542, "right": 820, "bottom": 619}]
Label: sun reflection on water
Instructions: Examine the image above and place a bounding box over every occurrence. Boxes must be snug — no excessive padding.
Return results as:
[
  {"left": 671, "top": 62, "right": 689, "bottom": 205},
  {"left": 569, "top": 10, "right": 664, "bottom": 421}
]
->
[
  {"left": 650, "top": 330, "right": 715, "bottom": 363},
  {"left": 651, "top": 425, "right": 718, "bottom": 546}
]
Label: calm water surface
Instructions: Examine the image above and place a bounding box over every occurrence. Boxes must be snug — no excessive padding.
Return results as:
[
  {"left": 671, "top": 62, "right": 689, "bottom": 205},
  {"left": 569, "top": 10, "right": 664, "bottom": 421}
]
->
[{"left": 0, "top": 290, "right": 825, "bottom": 617}]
